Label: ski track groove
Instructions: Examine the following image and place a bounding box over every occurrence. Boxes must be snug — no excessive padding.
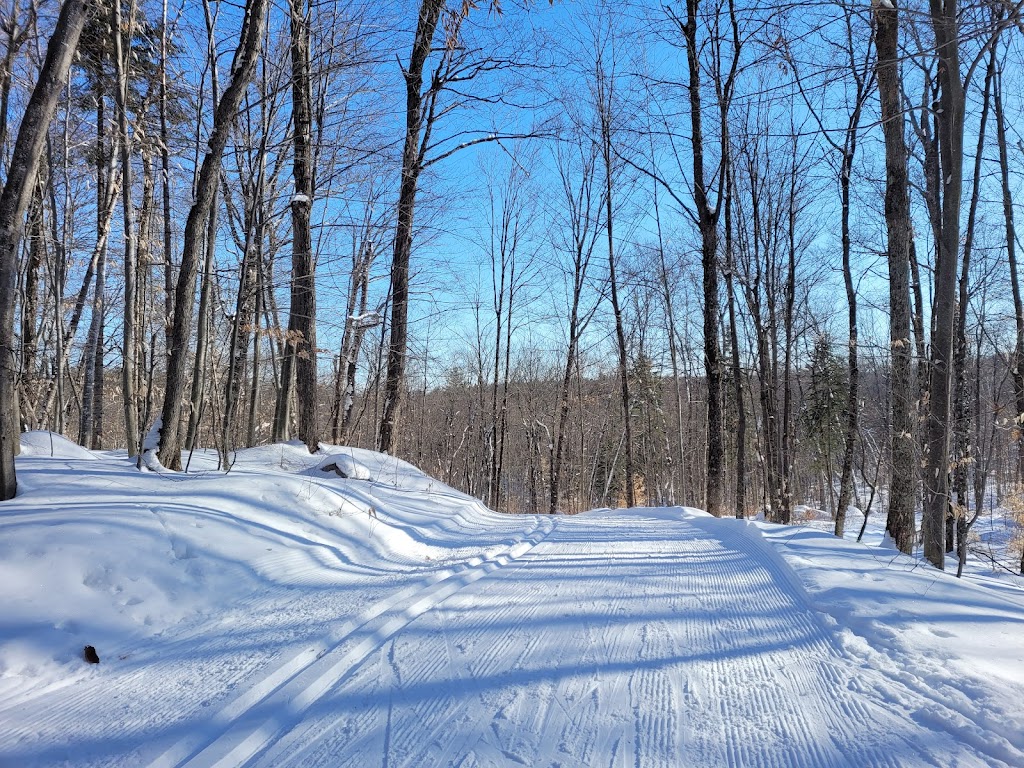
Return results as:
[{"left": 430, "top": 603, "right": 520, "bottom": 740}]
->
[
  {"left": 259, "top": 511, "right": 1024, "bottom": 768},
  {"left": 10, "top": 504, "right": 1020, "bottom": 767},
  {"left": 709, "top": 518, "right": 1022, "bottom": 767},
  {"left": 265, "top": 544, "right": 556, "bottom": 768},
  {"left": 145, "top": 517, "right": 554, "bottom": 768}
]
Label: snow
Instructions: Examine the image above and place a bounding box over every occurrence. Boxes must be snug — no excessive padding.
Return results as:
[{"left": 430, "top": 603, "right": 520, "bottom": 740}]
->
[
  {"left": 312, "top": 450, "right": 372, "bottom": 481},
  {"left": 140, "top": 418, "right": 164, "bottom": 471},
  {"left": 347, "top": 311, "right": 383, "bottom": 330},
  {"left": 1, "top": 435, "right": 1023, "bottom": 767}
]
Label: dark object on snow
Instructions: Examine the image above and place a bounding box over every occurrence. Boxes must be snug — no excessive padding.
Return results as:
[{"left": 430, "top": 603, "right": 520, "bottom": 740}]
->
[
  {"left": 83, "top": 645, "right": 99, "bottom": 664},
  {"left": 320, "top": 462, "right": 348, "bottom": 478}
]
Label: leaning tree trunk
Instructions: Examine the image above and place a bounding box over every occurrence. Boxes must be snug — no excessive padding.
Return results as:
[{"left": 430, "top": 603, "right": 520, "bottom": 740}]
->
[
  {"left": 875, "top": 0, "right": 916, "bottom": 554},
  {"left": 951, "top": 45, "right": 995, "bottom": 554},
  {"left": 378, "top": 0, "right": 445, "bottom": 454},
  {"left": 994, "top": 63, "right": 1024, "bottom": 485},
  {"left": 0, "top": 0, "right": 89, "bottom": 501},
  {"left": 186, "top": 1, "right": 222, "bottom": 456},
  {"left": 156, "top": 0, "right": 269, "bottom": 470}
]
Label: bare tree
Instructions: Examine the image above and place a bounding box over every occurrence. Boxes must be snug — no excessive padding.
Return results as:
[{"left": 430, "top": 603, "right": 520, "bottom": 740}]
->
[
  {"left": 919, "top": 0, "right": 966, "bottom": 569},
  {"left": 156, "top": 0, "right": 268, "bottom": 470},
  {"left": 0, "top": 0, "right": 89, "bottom": 500},
  {"left": 273, "top": 0, "right": 319, "bottom": 452},
  {"left": 549, "top": 139, "right": 603, "bottom": 514},
  {"left": 112, "top": 0, "right": 139, "bottom": 455},
  {"left": 993, "top": 42, "right": 1024, "bottom": 485},
  {"left": 672, "top": 0, "right": 725, "bottom": 517},
  {"left": 378, "top": 0, "right": 542, "bottom": 453},
  {"left": 788, "top": 2, "right": 874, "bottom": 537},
  {"left": 874, "top": 0, "right": 915, "bottom": 554},
  {"left": 377, "top": 0, "right": 446, "bottom": 453},
  {"left": 592, "top": 26, "right": 635, "bottom": 507}
]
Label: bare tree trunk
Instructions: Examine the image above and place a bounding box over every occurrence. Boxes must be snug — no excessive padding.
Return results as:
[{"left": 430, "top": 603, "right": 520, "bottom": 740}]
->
[
  {"left": 286, "top": 0, "right": 318, "bottom": 452},
  {"left": 0, "top": 0, "right": 88, "bottom": 500},
  {"left": 779, "top": 151, "right": 799, "bottom": 526},
  {"left": 186, "top": 2, "right": 221, "bottom": 454},
  {"left": 832, "top": 17, "right": 871, "bottom": 536},
  {"left": 724, "top": 177, "right": 745, "bottom": 519},
  {"left": 836, "top": 135, "right": 859, "bottom": 537},
  {"left": 19, "top": 183, "right": 44, "bottom": 426},
  {"left": 89, "top": 215, "right": 106, "bottom": 448},
  {"left": 222, "top": 225, "right": 255, "bottom": 455},
  {"left": 113, "top": 0, "right": 140, "bottom": 456},
  {"left": 378, "top": 0, "right": 445, "bottom": 454},
  {"left": 186, "top": 202, "right": 216, "bottom": 451},
  {"left": 248, "top": 246, "right": 265, "bottom": 446},
  {"left": 549, "top": 146, "right": 600, "bottom": 514},
  {"left": 675, "top": 0, "right": 724, "bottom": 517},
  {"left": 46, "top": 126, "right": 70, "bottom": 435},
  {"left": 596, "top": 52, "right": 634, "bottom": 508},
  {"left": 922, "top": 0, "right": 966, "bottom": 570},
  {"left": 157, "top": 0, "right": 269, "bottom": 470},
  {"left": 81, "top": 81, "right": 108, "bottom": 449},
  {"left": 0, "top": 1, "right": 33, "bottom": 159},
  {"left": 994, "top": 56, "right": 1024, "bottom": 485},
  {"left": 485, "top": 173, "right": 522, "bottom": 511},
  {"left": 340, "top": 248, "right": 372, "bottom": 439},
  {"left": 654, "top": 187, "right": 687, "bottom": 503},
  {"left": 875, "top": 0, "right": 916, "bottom": 554},
  {"left": 951, "top": 42, "right": 996, "bottom": 554},
  {"left": 159, "top": 0, "right": 174, "bottom": 352}
]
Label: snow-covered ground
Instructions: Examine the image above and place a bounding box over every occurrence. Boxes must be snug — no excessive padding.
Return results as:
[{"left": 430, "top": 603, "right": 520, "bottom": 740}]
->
[{"left": 2, "top": 434, "right": 1023, "bottom": 767}]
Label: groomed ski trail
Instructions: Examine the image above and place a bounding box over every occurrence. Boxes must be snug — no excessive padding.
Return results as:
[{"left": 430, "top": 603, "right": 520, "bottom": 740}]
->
[
  {"left": 168, "top": 508, "right": 1021, "bottom": 768},
  {"left": 149, "top": 518, "right": 555, "bottom": 768}
]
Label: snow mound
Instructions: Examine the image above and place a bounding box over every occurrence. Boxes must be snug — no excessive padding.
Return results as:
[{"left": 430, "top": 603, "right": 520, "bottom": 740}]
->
[
  {"left": 316, "top": 452, "right": 371, "bottom": 480},
  {"left": 0, "top": 442, "right": 531, "bottom": 708},
  {"left": 18, "top": 431, "right": 97, "bottom": 460}
]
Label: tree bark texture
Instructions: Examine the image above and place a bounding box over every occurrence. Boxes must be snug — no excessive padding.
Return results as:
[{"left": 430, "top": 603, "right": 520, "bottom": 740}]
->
[
  {"left": 681, "top": 0, "right": 724, "bottom": 517},
  {"left": 922, "top": 0, "right": 965, "bottom": 570},
  {"left": 287, "top": 0, "right": 318, "bottom": 453},
  {"left": 378, "top": 0, "right": 445, "bottom": 454},
  {"left": 0, "top": 0, "right": 89, "bottom": 500},
  {"left": 157, "top": 0, "right": 268, "bottom": 470},
  {"left": 113, "top": 0, "right": 140, "bottom": 456},
  {"left": 875, "top": 0, "right": 916, "bottom": 554},
  {"left": 994, "top": 63, "right": 1024, "bottom": 484}
]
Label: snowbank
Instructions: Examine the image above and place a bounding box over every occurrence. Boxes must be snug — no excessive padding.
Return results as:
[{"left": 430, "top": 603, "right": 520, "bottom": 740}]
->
[
  {"left": 19, "top": 430, "right": 97, "bottom": 460},
  {"left": 0, "top": 436, "right": 530, "bottom": 709},
  {"left": 314, "top": 452, "right": 372, "bottom": 480}
]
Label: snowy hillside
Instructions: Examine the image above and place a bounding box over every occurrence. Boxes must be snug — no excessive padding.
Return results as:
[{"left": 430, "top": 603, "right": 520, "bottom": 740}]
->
[{"left": 1, "top": 434, "right": 1023, "bottom": 767}]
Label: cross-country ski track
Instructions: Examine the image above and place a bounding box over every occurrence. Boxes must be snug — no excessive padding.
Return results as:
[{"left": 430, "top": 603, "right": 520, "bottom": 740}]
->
[{"left": 2, "top": 440, "right": 1023, "bottom": 767}]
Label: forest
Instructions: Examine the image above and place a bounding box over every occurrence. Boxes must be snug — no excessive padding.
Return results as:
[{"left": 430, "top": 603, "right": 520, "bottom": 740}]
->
[{"left": 1, "top": 0, "right": 1024, "bottom": 576}]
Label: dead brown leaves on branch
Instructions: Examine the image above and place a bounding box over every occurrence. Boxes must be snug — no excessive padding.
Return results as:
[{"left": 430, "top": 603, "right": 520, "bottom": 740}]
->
[{"left": 444, "top": 0, "right": 554, "bottom": 48}]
